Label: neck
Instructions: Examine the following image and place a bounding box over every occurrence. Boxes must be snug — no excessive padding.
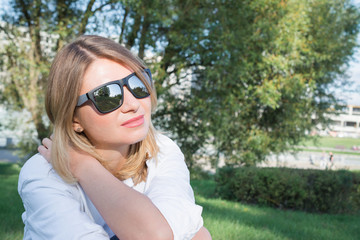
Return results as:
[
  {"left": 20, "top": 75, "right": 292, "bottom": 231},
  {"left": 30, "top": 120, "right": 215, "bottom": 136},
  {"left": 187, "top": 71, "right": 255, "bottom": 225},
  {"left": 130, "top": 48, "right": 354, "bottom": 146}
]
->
[{"left": 96, "top": 145, "right": 129, "bottom": 172}]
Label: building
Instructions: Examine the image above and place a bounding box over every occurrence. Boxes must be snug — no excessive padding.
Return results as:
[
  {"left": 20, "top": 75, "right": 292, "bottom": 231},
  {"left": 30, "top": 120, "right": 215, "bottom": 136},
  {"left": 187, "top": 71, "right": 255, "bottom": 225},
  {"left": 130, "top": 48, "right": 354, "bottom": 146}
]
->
[{"left": 325, "top": 105, "right": 360, "bottom": 138}]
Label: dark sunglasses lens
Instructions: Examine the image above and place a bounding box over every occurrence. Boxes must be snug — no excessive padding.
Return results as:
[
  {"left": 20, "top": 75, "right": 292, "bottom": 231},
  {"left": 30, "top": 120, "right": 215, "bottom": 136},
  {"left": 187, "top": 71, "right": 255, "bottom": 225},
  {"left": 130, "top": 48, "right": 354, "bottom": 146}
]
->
[
  {"left": 93, "top": 84, "right": 122, "bottom": 112},
  {"left": 128, "top": 75, "right": 150, "bottom": 98}
]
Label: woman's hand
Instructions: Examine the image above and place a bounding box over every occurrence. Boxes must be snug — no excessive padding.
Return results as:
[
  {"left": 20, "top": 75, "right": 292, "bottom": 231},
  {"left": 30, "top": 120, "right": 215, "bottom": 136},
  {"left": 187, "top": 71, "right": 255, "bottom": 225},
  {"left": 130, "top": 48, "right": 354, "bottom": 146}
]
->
[
  {"left": 38, "top": 137, "right": 52, "bottom": 162},
  {"left": 38, "top": 136, "right": 97, "bottom": 178}
]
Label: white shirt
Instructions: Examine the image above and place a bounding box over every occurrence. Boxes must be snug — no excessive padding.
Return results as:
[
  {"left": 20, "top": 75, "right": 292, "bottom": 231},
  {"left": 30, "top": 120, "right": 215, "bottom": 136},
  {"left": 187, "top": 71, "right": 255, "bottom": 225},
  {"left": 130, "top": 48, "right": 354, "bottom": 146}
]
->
[{"left": 18, "top": 134, "right": 203, "bottom": 240}]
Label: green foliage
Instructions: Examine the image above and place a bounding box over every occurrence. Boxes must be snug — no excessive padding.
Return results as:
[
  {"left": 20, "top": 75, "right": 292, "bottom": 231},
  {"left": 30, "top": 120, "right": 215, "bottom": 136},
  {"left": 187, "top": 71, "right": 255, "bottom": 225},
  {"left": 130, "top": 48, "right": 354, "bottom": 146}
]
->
[
  {"left": 215, "top": 166, "right": 360, "bottom": 214},
  {"left": 0, "top": 0, "right": 118, "bottom": 155},
  {"left": 191, "top": 179, "right": 216, "bottom": 199},
  {"left": 153, "top": 0, "right": 360, "bottom": 168},
  {"left": 1, "top": 0, "right": 359, "bottom": 169},
  {"left": 189, "top": 165, "right": 214, "bottom": 181}
]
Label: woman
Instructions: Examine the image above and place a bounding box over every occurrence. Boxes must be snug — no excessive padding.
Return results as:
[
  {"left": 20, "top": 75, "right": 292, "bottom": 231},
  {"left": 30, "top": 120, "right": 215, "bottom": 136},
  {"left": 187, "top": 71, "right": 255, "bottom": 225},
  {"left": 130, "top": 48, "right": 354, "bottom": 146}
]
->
[{"left": 18, "top": 35, "right": 211, "bottom": 240}]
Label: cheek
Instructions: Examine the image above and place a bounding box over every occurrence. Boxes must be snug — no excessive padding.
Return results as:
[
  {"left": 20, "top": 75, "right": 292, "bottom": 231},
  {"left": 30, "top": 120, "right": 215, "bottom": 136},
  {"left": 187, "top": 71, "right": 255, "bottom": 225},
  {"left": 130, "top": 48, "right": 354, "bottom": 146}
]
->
[
  {"left": 77, "top": 106, "right": 110, "bottom": 131},
  {"left": 79, "top": 113, "right": 116, "bottom": 145},
  {"left": 142, "top": 97, "right": 152, "bottom": 115},
  {"left": 140, "top": 97, "right": 152, "bottom": 129}
]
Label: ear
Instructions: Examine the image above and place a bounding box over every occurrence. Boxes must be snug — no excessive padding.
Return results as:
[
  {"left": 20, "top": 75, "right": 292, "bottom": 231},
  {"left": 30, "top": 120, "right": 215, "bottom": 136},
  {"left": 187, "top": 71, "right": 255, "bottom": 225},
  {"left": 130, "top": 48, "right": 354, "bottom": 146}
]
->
[{"left": 72, "top": 115, "right": 84, "bottom": 133}]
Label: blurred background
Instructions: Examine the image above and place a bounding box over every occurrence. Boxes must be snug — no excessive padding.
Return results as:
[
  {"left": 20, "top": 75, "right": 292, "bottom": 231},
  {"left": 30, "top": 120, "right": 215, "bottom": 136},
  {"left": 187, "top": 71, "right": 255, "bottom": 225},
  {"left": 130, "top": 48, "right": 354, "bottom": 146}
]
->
[
  {"left": 1, "top": 1, "right": 360, "bottom": 239},
  {"left": 0, "top": 0, "right": 359, "bottom": 170}
]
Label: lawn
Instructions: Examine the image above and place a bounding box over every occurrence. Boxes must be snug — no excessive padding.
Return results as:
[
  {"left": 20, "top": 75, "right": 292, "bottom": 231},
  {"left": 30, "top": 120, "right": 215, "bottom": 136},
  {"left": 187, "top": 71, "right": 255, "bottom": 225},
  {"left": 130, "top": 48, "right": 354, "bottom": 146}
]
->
[
  {"left": 298, "top": 136, "right": 360, "bottom": 156},
  {"left": 1, "top": 162, "right": 360, "bottom": 240},
  {"left": 0, "top": 163, "right": 24, "bottom": 240},
  {"left": 301, "top": 136, "right": 360, "bottom": 149},
  {"left": 192, "top": 179, "right": 360, "bottom": 240}
]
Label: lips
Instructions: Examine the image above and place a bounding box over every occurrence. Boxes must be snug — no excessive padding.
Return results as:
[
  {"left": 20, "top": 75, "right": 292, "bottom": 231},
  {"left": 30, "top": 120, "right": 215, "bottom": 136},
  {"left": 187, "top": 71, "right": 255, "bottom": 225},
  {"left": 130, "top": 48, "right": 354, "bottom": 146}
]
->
[{"left": 121, "top": 115, "right": 145, "bottom": 128}]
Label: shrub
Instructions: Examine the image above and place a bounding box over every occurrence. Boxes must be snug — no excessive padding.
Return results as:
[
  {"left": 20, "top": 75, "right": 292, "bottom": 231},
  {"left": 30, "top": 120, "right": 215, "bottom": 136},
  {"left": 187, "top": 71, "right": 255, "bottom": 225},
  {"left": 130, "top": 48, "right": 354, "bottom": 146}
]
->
[{"left": 215, "top": 166, "right": 360, "bottom": 214}]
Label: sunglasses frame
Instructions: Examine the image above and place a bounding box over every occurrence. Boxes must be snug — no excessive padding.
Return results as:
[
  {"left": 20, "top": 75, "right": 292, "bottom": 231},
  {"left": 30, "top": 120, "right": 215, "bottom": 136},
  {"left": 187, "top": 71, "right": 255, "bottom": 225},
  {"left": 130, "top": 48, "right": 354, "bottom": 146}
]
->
[{"left": 76, "top": 68, "right": 152, "bottom": 114}]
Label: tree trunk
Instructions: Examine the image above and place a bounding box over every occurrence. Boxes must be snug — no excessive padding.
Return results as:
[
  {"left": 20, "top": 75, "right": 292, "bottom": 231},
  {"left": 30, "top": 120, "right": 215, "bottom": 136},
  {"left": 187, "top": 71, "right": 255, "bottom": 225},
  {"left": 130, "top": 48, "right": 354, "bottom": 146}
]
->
[
  {"left": 119, "top": 6, "right": 129, "bottom": 44},
  {"left": 138, "top": 11, "right": 150, "bottom": 60},
  {"left": 126, "top": 13, "right": 142, "bottom": 49}
]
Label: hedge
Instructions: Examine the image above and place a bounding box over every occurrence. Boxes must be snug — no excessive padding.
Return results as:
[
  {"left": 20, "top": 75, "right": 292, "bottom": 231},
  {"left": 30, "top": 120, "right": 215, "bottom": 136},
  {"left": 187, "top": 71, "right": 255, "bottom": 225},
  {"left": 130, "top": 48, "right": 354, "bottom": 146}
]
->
[{"left": 215, "top": 166, "right": 360, "bottom": 214}]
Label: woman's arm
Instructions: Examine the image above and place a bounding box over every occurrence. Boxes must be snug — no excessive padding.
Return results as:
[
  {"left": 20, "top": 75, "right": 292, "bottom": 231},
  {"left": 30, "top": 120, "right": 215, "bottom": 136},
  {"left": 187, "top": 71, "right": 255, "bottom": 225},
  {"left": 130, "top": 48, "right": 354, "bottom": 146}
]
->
[
  {"left": 40, "top": 139, "right": 172, "bottom": 240},
  {"left": 193, "top": 227, "right": 212, "bottom": 240},
  {"left": 142, "top": 134, "right": 209, "bottom": 239},
  {"left": 74, "top": 156, "right": 173, "bottom": 240},
  {"left": 39, "top": 136, "right": 210, "bottom": 240}
]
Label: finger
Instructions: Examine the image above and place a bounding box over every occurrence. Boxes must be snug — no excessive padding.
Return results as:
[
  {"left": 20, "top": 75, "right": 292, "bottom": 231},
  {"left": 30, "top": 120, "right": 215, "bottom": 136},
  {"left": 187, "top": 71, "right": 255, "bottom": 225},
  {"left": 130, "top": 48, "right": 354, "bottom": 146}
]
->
[
  {"left": 38, "top": 145, "right": 49, "bottom": 157},
  {"left": 38, "top": 145, "right": 51, "bottom": 163},
  {"left": 42, "top": 138, "right": 52, "bottom": 149},
  {"left": 38, "top": 145, "right": 47, "bottom": 155},
  {"left": 49, "top": 133, "right": 54, "bottom": 140}
]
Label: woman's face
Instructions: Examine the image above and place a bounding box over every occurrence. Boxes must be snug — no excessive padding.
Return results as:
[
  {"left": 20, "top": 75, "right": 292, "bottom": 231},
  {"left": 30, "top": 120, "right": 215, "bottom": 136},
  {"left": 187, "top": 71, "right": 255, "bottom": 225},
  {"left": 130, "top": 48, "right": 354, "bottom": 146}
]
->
[{"left": 73, "top": 58, "right": 152, "bottom": 150}]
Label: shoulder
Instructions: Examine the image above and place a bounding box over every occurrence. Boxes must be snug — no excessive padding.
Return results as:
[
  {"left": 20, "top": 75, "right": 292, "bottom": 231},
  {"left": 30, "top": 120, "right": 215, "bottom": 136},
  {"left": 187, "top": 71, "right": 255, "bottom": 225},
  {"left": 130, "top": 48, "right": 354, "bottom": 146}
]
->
[
  {"left": 18, "top": 156, "right": 110, "bottom": 239},
  {"left": 155, "top": 133, "right": 177, "bottom": 147},
  {"left": 18, "top": 153, "right": 67, "bottom": 193},
  {"left": 147, "top": 133, "right": 186, "bottom": 171},
  {"left": 155, "top": 133, "right": 182, "bottom": 157},
  {"left": 19, "top": 153, "right": 54, "bottom": 181}
]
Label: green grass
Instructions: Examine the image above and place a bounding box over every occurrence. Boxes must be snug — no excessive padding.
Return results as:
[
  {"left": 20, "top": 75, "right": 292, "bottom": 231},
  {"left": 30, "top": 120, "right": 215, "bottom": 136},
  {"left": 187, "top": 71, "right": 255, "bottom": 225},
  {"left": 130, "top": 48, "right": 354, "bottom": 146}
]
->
[
  {"left": 297, "top": 136, "right": 360, "bottom": 156},
  {"left": 191, "top": 179, "right": 360, "bottom": 240},
  {"left": 301, "top": 136, "right": 360, "bottom": 149},
  {"left": 2, "top": 162, "right": 360, "bottom": 240},
  {"left": 294, "top": 147, "right": 360, "bottom": 156},
  {"left": 0, "top": 162, "right": 24, "bottom": 240}
]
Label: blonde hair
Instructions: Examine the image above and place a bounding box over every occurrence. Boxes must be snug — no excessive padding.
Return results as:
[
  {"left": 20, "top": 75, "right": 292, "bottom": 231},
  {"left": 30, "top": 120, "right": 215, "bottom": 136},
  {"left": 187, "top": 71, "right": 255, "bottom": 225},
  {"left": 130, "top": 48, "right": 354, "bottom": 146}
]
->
[{"left": 46, "top": 35, "right": 159, "bottom": 184}]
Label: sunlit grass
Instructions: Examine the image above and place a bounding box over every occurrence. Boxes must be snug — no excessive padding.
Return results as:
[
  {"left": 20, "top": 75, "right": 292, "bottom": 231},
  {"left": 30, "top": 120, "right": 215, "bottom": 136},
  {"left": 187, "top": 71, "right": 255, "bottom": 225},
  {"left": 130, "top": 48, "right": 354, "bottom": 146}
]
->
[
  {"left": 1, "top": 163, "right": 359, "bottom": 240},
  {"left": 294, "top": 148, "right": 360, "bottom": 155},
  {"left": 192, "top": 179, "right": 360, "bottom": 240},
  {"left": 301, "top": 137, "right": 360, "bottom": 149},
  {"left": 297, "top": 136, "right": 360, "bottom": 156}
]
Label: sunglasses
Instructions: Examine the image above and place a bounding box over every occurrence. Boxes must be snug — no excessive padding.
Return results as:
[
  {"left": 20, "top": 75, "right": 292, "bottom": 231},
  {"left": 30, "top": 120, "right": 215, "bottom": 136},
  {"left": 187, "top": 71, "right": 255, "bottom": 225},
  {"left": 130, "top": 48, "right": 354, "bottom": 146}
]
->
[{"left": 76, "top": 69, "right": 152, "bottom": 113}]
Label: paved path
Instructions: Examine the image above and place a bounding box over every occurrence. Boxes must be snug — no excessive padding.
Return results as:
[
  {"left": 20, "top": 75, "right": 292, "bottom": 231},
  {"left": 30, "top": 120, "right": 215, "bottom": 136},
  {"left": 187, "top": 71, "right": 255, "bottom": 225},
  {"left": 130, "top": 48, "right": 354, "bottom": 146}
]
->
[
  {"left": 0, "top": 149, "right": 21, "bottom": 163},
  {"left": 260, "top": 151, "right": 360, "bottom": 170},
  {"left": 201, "top": 150, "right": 360, "bottom": 173},
  {"left": 2, "top": 148, "right": 360, "bottom": 171}
]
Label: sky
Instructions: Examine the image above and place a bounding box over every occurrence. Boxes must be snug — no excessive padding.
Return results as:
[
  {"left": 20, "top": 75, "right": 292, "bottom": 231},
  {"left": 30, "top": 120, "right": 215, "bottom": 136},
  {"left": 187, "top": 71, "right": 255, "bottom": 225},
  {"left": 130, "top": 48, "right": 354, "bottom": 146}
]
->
[
  {"left": 343, "top": 50, "right": 360, "bottom": 106},
  {"left": 342, "top": 0, "right": 360, "bottom": 106}
]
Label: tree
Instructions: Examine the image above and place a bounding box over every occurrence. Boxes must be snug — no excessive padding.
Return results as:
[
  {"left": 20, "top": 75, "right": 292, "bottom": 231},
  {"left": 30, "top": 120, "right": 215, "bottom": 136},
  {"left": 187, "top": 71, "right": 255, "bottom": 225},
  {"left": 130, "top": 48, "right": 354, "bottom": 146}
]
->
[
  {"left": 150, "top": 0, "right": 360, "bottom": 167},
  {"left": 181, "top": 0, "right": 360, "bottom": 166},
  {"left": 0, "top": 0, "right": 116, "bottom": 155},
  {"left": 1, "top": 0, "right": 359, "bottom": 169}
]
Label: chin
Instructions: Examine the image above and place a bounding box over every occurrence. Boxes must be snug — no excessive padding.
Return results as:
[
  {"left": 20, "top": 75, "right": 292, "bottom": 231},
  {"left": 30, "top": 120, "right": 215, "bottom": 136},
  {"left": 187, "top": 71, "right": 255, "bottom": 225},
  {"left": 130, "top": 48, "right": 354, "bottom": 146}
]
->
[{"left": 124, "top": 128, "right": 149, "bottom": 145}]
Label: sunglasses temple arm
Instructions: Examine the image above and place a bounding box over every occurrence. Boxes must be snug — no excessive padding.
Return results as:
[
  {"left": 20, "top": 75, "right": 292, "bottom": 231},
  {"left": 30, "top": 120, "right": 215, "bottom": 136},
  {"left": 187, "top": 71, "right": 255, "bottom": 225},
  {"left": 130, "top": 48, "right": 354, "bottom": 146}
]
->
[
  {"left": 77, "top": 93, "right": 90, "bottom": 107},
  {"left": 144, "top": 69, "right": 153, "bottom": 86}
]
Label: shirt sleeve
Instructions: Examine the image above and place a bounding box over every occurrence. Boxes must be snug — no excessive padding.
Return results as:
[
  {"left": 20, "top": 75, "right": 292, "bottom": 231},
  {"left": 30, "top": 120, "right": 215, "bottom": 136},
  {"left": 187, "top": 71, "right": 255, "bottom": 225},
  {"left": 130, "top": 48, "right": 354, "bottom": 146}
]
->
[
  {"left": 144, "top": 134, "right": 203, "bottom": 240},
  {"left": 18, "top": 154, "right": 110, "bottom": 240}
]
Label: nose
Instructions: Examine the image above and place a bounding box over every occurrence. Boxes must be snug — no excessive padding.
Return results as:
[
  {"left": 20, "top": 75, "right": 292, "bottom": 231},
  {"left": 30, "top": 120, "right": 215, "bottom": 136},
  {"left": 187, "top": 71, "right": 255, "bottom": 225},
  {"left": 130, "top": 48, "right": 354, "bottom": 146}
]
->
[{"left": 120, "top": 86, "right": 140, "bottom": 113}]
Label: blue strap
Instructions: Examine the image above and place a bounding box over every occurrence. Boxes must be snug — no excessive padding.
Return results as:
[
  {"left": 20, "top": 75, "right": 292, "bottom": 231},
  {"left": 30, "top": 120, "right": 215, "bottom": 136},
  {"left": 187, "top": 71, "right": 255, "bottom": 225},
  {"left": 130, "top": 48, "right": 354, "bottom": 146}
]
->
[{"left": 110, "top": 235, "right": 119, "bottom": 240}]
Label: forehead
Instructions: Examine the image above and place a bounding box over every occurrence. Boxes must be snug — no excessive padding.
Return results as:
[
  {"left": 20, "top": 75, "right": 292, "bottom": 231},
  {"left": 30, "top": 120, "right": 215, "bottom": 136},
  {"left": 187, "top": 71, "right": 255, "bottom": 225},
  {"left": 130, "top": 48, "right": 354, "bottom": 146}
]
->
[{"left": 80, "top": 58, "right": 133, "bottom": 95}]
